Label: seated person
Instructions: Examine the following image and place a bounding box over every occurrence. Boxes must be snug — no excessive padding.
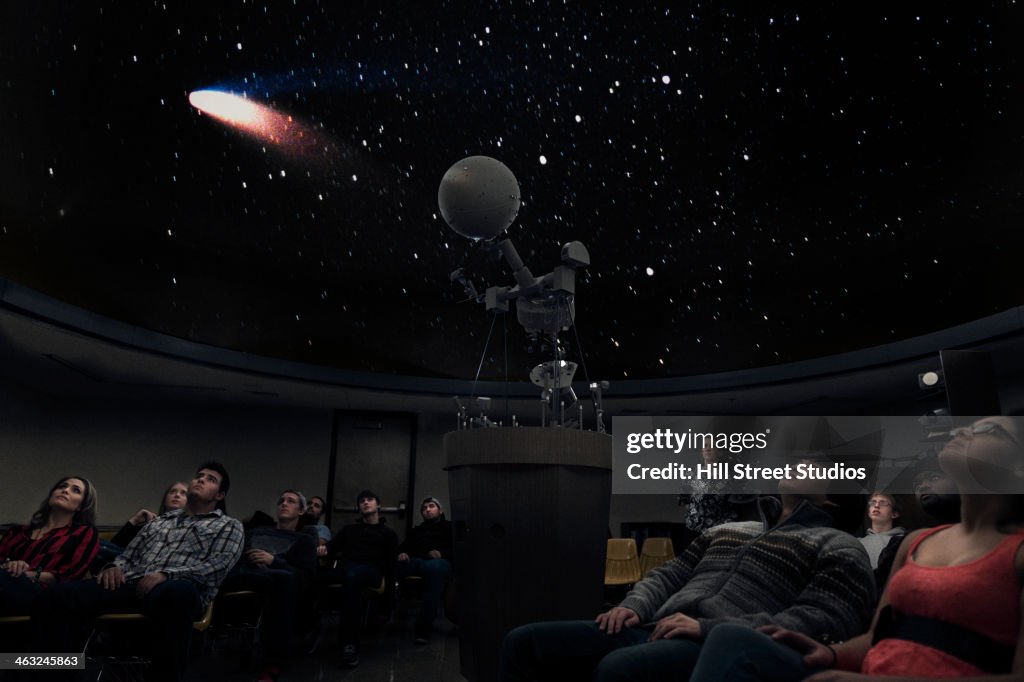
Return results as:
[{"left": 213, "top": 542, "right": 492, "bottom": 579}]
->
[
  {"left": 397, "top": 496, "right": 453, "bottom": 644},
  {"left": 686, "top": 416, "right": 1024, "bottom": 681},
  {"left": 859, "top": 491, "right": 906, "bottom": 569},
  {"left": 501, "top": 459, "right": 875, "bottom": 682},
  {"left": 913, "top": 469, "right": 961, "bottom": 524},
  {"left": 92, "top": 481, "right": 189, "bottom": 571},
  {"left": 31, "top": 462, "right": 243, "bottom": 682},
  {"left": 110, "top": 481, "right": 189, "bottom": 548},
  {"left": 682, "top": 447, "right": 757, "bottom": 533},
  {"left": 220, "top": 489, "right": 317, "bottom": 682},
  {"left": 323, "top": 489, "right": 398, "bottom": 668},
  {"left": 860, "top": 489, "right": 909, "bottom": 589},
  {"left": 299, "top": 494, "right": 332, "bottom": 556},
  {"left": 0, "top": 476, "right": 99, "bottom": 615}
]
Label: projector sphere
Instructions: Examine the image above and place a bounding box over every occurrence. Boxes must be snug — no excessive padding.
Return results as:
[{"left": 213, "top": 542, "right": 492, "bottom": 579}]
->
[{"left": 438, "top": 156, "right": 521, "bottom": 240}]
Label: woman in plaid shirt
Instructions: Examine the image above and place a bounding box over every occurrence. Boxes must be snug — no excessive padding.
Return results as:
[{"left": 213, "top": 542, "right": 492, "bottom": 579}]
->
[{"left": 0, "top": 475, "right": 99, "bottom": 615}]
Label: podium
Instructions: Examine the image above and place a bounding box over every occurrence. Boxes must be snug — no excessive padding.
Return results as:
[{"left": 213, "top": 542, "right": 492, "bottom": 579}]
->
[{"left": 444, "top": 427, "right": 612, "bottom": 682}]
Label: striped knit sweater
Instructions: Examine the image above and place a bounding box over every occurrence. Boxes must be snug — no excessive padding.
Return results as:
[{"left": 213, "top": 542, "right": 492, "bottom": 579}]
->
[{"left": 619, "top": 498, "right": 874, "bottom": 642}]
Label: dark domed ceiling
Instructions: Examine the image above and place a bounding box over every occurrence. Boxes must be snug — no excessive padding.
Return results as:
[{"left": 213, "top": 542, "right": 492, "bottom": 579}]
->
[{"left": 3, "top": 3, "right": 1023, "bottom": 382}]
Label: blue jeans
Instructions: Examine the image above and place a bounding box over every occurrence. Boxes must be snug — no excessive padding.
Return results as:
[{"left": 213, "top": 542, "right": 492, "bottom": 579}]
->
[
  {"left": 397, "top": 557, "right": 451, "bottom": 633},
  {"left": 689, "top": 623, "right": 818, "bottom": 682},
  {"left": 501, "top": 619, "right": 704, "bottom": 682}
]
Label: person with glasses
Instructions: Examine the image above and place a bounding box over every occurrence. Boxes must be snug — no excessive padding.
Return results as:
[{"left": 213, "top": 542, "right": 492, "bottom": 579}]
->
[
  {"left": 858, "top": 493, "right": 905, "bottom": 571},
  {"left": 685, "top": 416, "right": 1024, "bottom": 681}
]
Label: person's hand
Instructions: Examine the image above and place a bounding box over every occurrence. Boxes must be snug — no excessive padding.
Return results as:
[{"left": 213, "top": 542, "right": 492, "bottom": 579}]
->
[
  {"left": 759, "top": 625, "right": 835, "bottom": 668},
  {"left": 2, "top": 559, "right": 31, "bottom": 578},
  {"left": 246, "top": 549, "right": 274, "bottom": 566},
  {"left": 650, "top": 613, "right": 701, "bottom": 640},
  {"left": 595, "top": 606, "right": 640, "bottom": 634},
  {"left": 316, "top": 544, "right": 328, "bottom": 557},
  {"left": 128, "top": 509, "right": 156, "bottom": 526},
  {"left": 397, "top": 552, "right": 410, "bottom": 562},
  {"left": 427, "top": 550, "right": 442, "bottom": 559},
  {"left": 135, "top": 572, "right": 166, "bottom": 597},
  {"left": 97, "top": 565, "right": 126, "bottom": 590}
]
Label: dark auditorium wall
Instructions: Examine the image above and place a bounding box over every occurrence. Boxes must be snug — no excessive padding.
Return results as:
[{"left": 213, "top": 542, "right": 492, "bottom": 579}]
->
[
  {"left": 0, "top": 375, "right": 465, "bottom": 539},
  {"left": 0, "top": 385, "right": 333, "bottom": 527}
]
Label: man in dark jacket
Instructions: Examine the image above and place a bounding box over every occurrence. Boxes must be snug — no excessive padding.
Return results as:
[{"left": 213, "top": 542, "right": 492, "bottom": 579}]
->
[
  {"left": 326, "top": 489, "right": 398, "bottom": 668},
  {"left": 397, "top": 496, "right": 454, "bottom": 643}
]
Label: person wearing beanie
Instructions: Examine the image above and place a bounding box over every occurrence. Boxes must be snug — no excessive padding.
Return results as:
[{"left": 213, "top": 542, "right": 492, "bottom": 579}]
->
[
  {"left": 397, "top": 496, "right": 454, "bottom": 644},
  {"left": 325, "top": 489, "right": 398, "bottom": 668}
]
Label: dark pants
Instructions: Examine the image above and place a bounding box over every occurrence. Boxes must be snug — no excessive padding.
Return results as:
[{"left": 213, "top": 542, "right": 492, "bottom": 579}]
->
[
  {"left": 220, "top": 566, "right": 306, "bottom": 665},
  {"left": 319, "top": 562, "right": 381, "bottom": 646},
  {"left": 31, "top": 578, "right": 202, "bottom": 682},
  {"left": 397, "top": 557, "right": 451, "bottom": 634},
  {"left": 688, "top": 623, "right": 818, "bottom": 682},
  {"left": 0, "top": 570, "right": 44, "bottom": 616},
  {"left": 501, "top": 620, "right": 704, "bottom": 682}
]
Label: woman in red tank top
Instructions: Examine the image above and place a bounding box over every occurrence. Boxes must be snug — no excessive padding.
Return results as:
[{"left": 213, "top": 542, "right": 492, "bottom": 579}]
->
[
  {"left": 684, "top": 415, "right": 1024, "bottom": 681},
  {"left": 748, "top": 415, "right": 1024, "bottom": 680}
]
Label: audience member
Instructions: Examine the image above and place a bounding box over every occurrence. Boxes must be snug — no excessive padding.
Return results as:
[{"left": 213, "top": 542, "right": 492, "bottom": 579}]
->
[
  {"left": 686, "top": 416, "right": 1024, "bottom": 681},
  {"left": 858, "top": 492, "right": 905, "bottom": 569},
  {"left": 500, "top": 459, "right": 875, "bottom": 682},
  {"left": 32, "top": 462, "right": 243, "bottom": 682},
  {"left": 109, "top": 481, "right": 189, "bottom": 549},
  {"left": 914, "top": 469, "right": 962, "bottom": 524},
  {"left": 300, "top": 495, "right": 332, "bottom": 557},
  {"left": 0, "top": 476, "right": 99, "bottom": 616},
  {"left": 221, "top": 489, "right": 317, "bottom": 682},
  {"left": 324, "top": 489, "right": 398, "bottom": 668},
  {"left": 681, "top": 447, "right": 751, "bottom": 532},
  {"left": 397, "top": 496, "right": 453, "bottom": 644},
  {"left": 91, "top": 481, "right": 190, "bottom": 572}
]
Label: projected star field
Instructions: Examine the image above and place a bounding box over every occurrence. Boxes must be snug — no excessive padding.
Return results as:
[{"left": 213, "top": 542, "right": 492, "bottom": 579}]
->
[{"left": 1, "top": 3, "right": 1023, "bottom": 381}]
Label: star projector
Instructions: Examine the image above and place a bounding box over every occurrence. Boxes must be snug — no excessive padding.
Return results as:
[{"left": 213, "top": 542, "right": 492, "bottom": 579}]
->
[
  {"left": 439, "top": 155, "right": 607, "bottom": 431},
  {"left": 437, "top": 155, "right": 521, "bottom": 240}
]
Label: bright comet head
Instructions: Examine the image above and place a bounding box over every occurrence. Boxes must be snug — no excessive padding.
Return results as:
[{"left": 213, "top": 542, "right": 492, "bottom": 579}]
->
[
  {"left": 188, "top": 89, "right": 325, "bottom": 158},
  {"left": 188, "top": 90, "right": 264, "bottom": 127}
]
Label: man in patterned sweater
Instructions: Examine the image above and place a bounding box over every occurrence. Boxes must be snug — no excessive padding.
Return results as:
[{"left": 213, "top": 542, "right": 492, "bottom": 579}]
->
[{"left": 501, "top": 461, "right": 875, "bottom": 682}]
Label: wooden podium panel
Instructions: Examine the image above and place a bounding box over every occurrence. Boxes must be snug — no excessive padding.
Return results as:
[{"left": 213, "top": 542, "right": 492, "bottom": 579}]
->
[{"left": 445, "top": 428, "right": 612, "bottom": 682}]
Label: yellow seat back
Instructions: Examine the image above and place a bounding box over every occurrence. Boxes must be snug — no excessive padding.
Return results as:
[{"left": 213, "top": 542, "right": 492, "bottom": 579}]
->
[
  {"left": 604, "top": 538, "right": 641, "bottom": 586},
  {"left": 639, "top": 537, "right": 675, "bottom": 576}
]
